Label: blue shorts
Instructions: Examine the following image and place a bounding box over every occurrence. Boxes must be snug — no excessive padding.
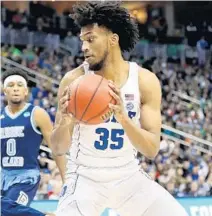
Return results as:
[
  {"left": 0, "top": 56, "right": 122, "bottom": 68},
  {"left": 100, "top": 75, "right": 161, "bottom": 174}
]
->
[
  {"left": 1, "top": 196, "right": 45, "bottom": 216},
  {"left": 1, "top": 169, "right": 40, "bottom": 206}
]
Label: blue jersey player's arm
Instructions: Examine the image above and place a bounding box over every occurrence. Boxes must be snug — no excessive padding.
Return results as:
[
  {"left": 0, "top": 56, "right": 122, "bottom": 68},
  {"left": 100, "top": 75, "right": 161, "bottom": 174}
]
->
[
  {"left": 1, "top": 196, "right": 55, "bottom": 216},
  {"left": 108, "top": 68, "right": 162, "bottom": 159},
  {"left": 34, "top": 107, "right": 67, "bottom": 183}
]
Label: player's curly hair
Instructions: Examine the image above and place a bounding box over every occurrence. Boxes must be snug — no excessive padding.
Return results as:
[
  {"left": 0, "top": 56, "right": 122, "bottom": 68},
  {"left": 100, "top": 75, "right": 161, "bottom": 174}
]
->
[
  {"left": 2, "top": 68, "right": 28, "bottom": 83},
  {"left": 72, "top": 1, "right": 139, "bottom": 52}
]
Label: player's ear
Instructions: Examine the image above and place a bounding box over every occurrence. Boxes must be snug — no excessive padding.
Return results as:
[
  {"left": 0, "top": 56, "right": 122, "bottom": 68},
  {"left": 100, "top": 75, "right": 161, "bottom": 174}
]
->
[
  {"left": 3, "top": 88, "right": 7, "bottom": 95},
  {"left": 110, "top": 33, "right": 119, "bottom": 47}
]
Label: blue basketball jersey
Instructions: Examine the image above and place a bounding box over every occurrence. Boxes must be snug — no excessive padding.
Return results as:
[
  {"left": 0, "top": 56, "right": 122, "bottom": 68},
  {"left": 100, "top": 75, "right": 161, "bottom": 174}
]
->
[
  {"left": 1, "top": 103, "right": 43, "bottom": 171},
  {"left": 1, "top": 196, "right": 45, "bottom": 216}
]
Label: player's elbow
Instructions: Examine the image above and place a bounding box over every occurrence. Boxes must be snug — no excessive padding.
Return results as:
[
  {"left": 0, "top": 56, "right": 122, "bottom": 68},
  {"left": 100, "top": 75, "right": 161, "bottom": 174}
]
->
[
  {"left": 145, "top": 140, "right": 160, "bottom": 160},
  {"left": 51, "top": 144, "right": 67, "bottom": 156},
  {"left": 53, "top": 150, "right": 67, "bottom": 156},
  {"left": 145, "top": 150, "right": 158, "bottom": 160}
]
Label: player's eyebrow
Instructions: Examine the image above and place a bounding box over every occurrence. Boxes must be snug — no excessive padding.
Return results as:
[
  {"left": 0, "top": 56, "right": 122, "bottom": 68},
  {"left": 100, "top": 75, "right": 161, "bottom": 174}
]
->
[{"left": 80, "top": 32, "right": 93, "bottom": 40}]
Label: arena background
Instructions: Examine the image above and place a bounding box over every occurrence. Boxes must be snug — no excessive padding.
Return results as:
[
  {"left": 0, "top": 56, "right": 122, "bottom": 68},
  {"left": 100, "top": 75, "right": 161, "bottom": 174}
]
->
[{"left": 1, "top": 1, "right": 212, "bottom": 216}]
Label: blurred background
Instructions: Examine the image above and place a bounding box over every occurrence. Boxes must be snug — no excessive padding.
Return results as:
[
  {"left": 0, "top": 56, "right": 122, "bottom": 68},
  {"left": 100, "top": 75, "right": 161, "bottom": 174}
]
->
[{"left": 1, "top": 1, "right": 212, "bottom": 216}]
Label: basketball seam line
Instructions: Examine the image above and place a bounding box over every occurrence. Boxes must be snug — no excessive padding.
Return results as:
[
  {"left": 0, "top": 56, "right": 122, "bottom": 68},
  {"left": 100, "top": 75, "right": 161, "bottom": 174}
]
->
[
  {"left": 85, "top": 97, "right": 114, "bottom": 123},
  {"left": 79, "top": 76, "right": 104, "bottom": 121}
]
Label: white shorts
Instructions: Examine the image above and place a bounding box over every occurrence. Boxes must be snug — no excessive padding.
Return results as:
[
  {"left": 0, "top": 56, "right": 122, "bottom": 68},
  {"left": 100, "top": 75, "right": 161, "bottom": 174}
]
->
[{"left": 56, "top": 171, "right": 188, "bottom": 216}]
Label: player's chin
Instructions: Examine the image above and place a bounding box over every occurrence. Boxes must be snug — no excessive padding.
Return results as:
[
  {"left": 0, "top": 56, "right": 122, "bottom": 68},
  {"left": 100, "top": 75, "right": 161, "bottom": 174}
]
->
[
  {"left": 89, "top": 62, "right": 103, "bottom": 71},
  {"left": 86, "top": 58, "right": 95, "bottom": 65},
  {"left": 11, "top": 99, "right": 23, "bottom": 104}
]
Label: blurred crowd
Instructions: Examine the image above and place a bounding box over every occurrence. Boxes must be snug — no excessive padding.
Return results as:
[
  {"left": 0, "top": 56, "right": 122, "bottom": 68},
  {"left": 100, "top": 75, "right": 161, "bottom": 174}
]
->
[{"left": 153, "top": 60, "right": 212, "bottom": 142}]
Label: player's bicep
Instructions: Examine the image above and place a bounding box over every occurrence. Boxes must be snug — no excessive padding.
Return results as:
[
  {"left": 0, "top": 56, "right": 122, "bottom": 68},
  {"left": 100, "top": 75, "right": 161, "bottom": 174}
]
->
[
  {"left": 140, "top": 102, "right": 161, "bottom": 136},
  {"left": 139, "top": 73, "right": 162, "bottom": 140}
]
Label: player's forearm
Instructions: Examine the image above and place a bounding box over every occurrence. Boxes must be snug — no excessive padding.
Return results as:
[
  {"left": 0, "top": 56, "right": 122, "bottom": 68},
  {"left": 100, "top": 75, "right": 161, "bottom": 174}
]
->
[
  {"left": 52, "top": 154, "right": 67, "bottom": 183},
  {"left": 50, "top": 117, "right": 75, "bottom": 156},
  {"left": 120, "top": 115, "right": 160, "bottom": 159}
]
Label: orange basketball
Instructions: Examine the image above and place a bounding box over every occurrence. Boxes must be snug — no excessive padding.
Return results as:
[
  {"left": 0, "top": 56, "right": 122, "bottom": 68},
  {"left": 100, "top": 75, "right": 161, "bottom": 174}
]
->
[{"left": 68, "top": 74, "right": 116, "bottom": 125}]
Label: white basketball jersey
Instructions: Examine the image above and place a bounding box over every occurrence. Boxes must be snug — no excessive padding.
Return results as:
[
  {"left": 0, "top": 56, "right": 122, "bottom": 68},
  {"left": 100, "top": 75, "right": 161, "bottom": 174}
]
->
[{"left": 66, "top": 62, "right": 141, "bottom": 182}]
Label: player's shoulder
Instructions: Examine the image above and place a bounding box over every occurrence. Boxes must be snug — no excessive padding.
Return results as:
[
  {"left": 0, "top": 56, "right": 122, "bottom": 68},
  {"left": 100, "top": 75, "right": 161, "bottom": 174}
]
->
[
  {"left": 32, "top": 106, "right": 51, "bottom": 126},
  {"left": 27, "top": 103, "right": 41, "bottom": 112},
  {"left": 32, "top": 106, "right": 48, "bottom": 118},
  {"left": 137, "top": 65, "right": 158, "bottom": 82},
  {"left": 60, "top": 64, "right": 85, "bottom": 88},
  {"left": 136, "top": 65, "right": 161, "bottom": 101},
  {"left": 137, "top": 65, "right": 160, "bottom": 88}
]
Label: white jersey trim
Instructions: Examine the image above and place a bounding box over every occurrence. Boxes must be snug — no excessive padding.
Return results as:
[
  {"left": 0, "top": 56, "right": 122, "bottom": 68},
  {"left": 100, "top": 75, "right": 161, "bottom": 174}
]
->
[
  {"left": 30, "top": 106, "right": 42, "bottom": 135},
  {"left": 5, "top": 103, "right": 30, "bottom": 119}
]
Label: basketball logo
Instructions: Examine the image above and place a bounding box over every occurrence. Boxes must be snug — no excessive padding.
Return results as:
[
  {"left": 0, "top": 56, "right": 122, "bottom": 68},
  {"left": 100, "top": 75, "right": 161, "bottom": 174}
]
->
[{"left": 24, "top": 112, "right": 30, "bottom": 117}]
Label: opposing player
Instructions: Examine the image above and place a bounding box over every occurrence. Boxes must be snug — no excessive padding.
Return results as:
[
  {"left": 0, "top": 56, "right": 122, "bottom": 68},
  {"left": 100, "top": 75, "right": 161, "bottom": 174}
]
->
[
  {"left": 51, "top": 2, "right": 188, "bottom": 216},
  {"left": 1, "top": 68, "right": 66, "bottom": 207}
]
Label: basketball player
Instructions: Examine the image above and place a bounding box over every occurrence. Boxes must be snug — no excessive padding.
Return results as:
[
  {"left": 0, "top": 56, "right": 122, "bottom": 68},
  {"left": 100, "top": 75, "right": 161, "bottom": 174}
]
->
[
  {"left": 1, "top": 68, "right": 66, "bottom": 207},
  {"left": 51, "top": 2, "right": 188, "bottom": 216}
]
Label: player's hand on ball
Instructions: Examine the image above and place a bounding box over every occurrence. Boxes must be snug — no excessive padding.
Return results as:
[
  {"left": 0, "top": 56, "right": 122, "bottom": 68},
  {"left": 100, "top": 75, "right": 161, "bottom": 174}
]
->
[
  {"left": 100, "top": 109, "right": 113, "bottom": 121},
  {"left": 60, "top": 86, "right": 71, "bottom": 115},
  {"left": 59, "top": 86, "right": 76, "bottom": 125},
  {"left": 108, "top": 80, "right": 127, "bottom": 123}
]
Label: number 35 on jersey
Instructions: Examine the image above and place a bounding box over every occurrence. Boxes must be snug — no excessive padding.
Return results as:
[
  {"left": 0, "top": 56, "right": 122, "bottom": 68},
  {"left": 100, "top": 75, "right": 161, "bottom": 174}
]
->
[{"left": 94, "top": 111, "right": 136, "bottom": 150}]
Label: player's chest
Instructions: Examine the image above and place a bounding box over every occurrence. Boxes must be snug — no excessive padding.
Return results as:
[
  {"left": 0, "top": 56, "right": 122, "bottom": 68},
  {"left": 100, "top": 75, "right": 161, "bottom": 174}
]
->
[
  {"left": 0, "top": 116, "right": 31, "bottom": 140},
  {"left": 103, "top": 92, "right": 140, "bottom": 125},
  {"left": 121, "top": 91, "right": 140, "bottom": 115},
  {"left": 0, "top": 124, "right": 28, "bottom": 140}
]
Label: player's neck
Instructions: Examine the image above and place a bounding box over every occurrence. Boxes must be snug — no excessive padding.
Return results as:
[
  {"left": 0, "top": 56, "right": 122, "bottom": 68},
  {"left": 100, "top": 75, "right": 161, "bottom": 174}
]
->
[
  {"left": 97, "top": 52, "right": 128, "bottom": 86},
  {"left": 7, "top": 102, "right": 26, "bottom": 114}
]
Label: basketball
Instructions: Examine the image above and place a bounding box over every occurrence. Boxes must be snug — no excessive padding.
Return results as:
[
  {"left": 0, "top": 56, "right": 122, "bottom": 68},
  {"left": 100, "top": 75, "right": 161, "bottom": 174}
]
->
[{"left": 68, "top": 74, "right": 116, "bottom": 124}]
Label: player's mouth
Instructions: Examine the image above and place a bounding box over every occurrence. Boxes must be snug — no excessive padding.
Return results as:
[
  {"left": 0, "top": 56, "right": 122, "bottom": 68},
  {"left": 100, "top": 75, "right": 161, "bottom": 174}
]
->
[
  {"left": 85, "top": 55, "right": 93, "bottom": 61},
  {"left": 12, "top": 94, "right": 20, "bottom": 97}
]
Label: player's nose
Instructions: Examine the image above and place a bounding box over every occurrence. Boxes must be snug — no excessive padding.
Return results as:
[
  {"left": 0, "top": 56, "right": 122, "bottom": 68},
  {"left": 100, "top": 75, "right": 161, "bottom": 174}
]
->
[
  {"left": 82, "top": 41, "right": 89, "bottom": 53},
  {"left": 13, "top": 84, "right": 20, "bottom": 91}
]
